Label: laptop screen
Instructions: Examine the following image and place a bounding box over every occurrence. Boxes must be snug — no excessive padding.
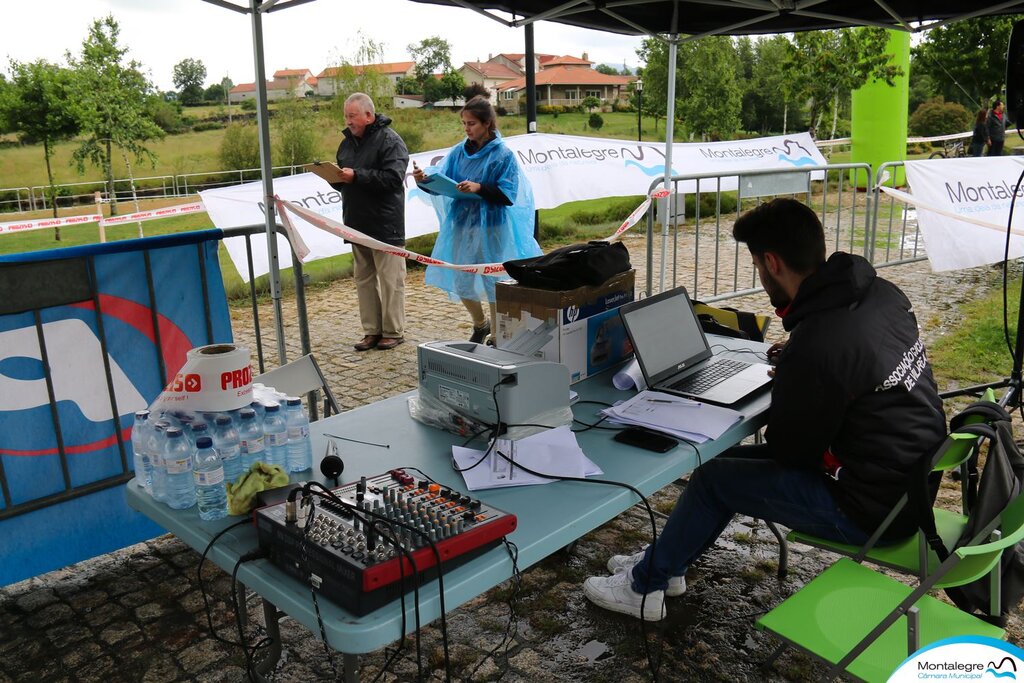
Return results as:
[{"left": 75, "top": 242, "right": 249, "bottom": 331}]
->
[{"left": 620, "top": 288, "right": 710, "bottom": 379}]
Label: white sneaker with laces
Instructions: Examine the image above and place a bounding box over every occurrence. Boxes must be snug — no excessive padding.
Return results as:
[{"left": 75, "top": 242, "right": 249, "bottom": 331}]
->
[
  {"left": 607, "top": 548, "right": 687, "bottom": 597},
  {"left": 583, "top": 571, "right": 666, "bottom": 621}
]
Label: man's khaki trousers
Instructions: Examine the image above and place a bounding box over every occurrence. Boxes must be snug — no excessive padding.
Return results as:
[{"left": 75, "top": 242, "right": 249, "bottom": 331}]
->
[{"left": 352, "top": 243, "right": 406, "bottom": 338}]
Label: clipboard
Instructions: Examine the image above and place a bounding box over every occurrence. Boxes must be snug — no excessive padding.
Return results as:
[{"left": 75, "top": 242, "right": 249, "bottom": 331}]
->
[
  {"left": 417, "top": 172, "right": 482, "bottom": 201},
  {"left": 304, "top": 161, "right": 345, "bottom": 184}
]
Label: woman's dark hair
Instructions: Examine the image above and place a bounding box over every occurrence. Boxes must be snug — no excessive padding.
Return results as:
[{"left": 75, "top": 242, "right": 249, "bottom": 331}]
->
[
  {"left": 977, "top": 109, "right": 988, "bottom": 124},
  {"left": 461, "top": 93, "right": 497, "bottom": 134},
  {"left": 732, "top": 198, "right": 826, "bottom": 274}
]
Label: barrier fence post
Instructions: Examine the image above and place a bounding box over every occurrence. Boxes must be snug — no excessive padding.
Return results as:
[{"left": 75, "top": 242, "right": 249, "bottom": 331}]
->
[{"left": 94, "top": 192, "right": 106, "bottom": 244}]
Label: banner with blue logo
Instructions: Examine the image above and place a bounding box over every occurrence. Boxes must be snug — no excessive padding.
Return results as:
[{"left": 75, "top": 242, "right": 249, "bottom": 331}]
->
[{"left": 0, "top": 230, "right": 231, "bottom": 586}]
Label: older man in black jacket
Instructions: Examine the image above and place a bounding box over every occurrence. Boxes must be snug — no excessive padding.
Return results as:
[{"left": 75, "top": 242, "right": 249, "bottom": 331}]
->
[
  {"left": 331, "top": 93, "right": 410, "bottom": 351},
  {"left": 584, "top": 198, "right": 946, "bottom": 621}
]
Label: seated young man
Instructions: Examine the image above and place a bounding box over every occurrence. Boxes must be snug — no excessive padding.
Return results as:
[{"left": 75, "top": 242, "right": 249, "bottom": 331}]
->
[{"left": 583, "top": 197, "right": 946, "bottom": 621}]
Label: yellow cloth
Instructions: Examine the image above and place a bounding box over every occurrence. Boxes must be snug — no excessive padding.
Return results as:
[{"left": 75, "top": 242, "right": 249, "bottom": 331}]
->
[{"left": 226, "top": 462, "right": 290, "bottom": 516}]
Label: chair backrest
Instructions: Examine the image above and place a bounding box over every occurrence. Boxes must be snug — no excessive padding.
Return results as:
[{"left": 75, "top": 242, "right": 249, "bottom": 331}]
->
[
  {"left": 255, "top": 354, "right": 339, "bottom": 420},
  {"left": 939, "top": 488, "right": 1024, "bottom": 589}
]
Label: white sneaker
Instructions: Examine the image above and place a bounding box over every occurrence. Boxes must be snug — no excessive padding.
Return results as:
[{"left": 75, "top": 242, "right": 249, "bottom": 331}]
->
[
  {"left": 583, "top": 571, "right": 666, "bottom": 621},
  {"left": 607, "top": 548, "right": 687, "bottom": 597}
]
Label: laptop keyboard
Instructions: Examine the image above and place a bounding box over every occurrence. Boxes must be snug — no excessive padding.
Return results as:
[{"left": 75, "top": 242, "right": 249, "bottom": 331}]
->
[{"left": 667, "top": 358, "right": 750, "bottom": 395}]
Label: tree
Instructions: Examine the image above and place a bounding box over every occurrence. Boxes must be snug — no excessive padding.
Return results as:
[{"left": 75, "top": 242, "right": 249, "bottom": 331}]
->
[
  {"left": 787, "top": 28, "right": 902, "bottom": 140},
  {"left": 582, "top": 95, "right": 601, "bottom": 112},
  {"left": 749, "top": 35, "right": 799, "bottom": 134},
  {"left": 203, "top": 83, "right": 225, "bottom": 103},
  {"left": 588, "top": 112, "right": 604, "bottom": 130},
  {"left": 219, "top": 122, "right": 260, "bottom": 170},
  {"left": 912, "top": 17, "right": 1017, "bottom": 111},
  {"left": 273, "top": 99, "right": 318, "bottom": 167},
  {"left": 595, "top": 64, "right": 619, "bottom": 75},
  {"left": 173, "top": 58, "right": 207, "bottom": 106},
  {"left": 909, "top": 97, "right": 973, "bottom": 137},
  {"left": 425, "top": 69, "right": 465, "bottom": 104},
  {"left": 408, "top": 36, "right": 454, "bottom": 87},
  {"left": 329, "top": 32, "right": 392, "bottom": 109},
  {"left": 678, "top": 37, "right": 742, "bottom": 139},
  {"left": 67, "top": 15, "right": 164, "bottom": 216},
  {"left": 395, "top": 76, "right": 421, "bottom": 95},
  {"left": 0, "top": 60, "right": 80, "bottom": 234}
]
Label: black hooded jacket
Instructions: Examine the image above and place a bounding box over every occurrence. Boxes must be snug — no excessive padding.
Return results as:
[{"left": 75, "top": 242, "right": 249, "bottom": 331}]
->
[
  {"left": 766, "top": 252, "right": 946, "bottom": 538},
  {"left": 331, "top": 114, "right": 409, "bottom": 246}
]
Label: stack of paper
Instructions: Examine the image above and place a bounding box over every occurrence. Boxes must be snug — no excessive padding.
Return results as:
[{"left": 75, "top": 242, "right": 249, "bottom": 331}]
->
[
  {"left": 452, "top": 425, "right": 603, "bottom": 491},
  {"left": 602, "top": 390, "right": 743, "bottom": 443}
]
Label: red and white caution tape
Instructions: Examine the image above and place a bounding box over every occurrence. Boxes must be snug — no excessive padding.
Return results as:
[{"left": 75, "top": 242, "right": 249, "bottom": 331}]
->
[
  {"left": 0, "top": 213, "right": 102, "bottom": 236},
  {"left": 276, "top": 190, "right": 658, "bottom": 275},
  {"left": 101, "top": 202, "right": 205, "bottom": 226}
]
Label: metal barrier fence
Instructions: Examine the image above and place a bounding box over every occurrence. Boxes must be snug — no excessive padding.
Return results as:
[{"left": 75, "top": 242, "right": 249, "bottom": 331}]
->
[
  {"left": 0, "top": 224, "right": 310, "bottom": 521},
  {"left": 642, "top": 162, "right": 923, "bottom": 303}
]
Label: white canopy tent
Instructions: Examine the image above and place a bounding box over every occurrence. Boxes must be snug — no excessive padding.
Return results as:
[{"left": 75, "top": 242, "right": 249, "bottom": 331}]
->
[{"left": 200, "top": 0, "right": 1024, "bottom": 363}]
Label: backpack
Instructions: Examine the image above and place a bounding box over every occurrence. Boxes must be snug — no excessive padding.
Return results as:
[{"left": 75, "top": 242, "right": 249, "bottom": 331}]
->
[
  {"left": 503, "top": 241, "right": 631, "bottom": 290},
  {"left": 911, "top": 400, "right": 1024, "bottom": 624},
  {"left": 691, "top": 300, "right": 771, "bottom": 342}
]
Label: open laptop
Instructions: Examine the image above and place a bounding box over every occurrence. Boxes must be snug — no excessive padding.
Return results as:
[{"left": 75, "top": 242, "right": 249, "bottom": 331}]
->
[{"left": 618, "top": 286, "right": 773, "bottom": 406}]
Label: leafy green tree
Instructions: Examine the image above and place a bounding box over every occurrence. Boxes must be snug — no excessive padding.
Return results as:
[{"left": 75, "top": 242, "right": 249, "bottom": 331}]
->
[
  {"left": 424, "top": 69, "right": 465, "bottom": 104},
  {"left": 912, "top": 17, "right": 1018, "bottom": 110},
  {"left": 66, "top": 16, "right": 164, "bottom": 216},
  {"left": 203, "top": 83, "right": 225, "bottom": 103},
  {"left": 219, "top": 122, "right": 260, "bottom": 170},
  {"left": 595, "top": 64, "right": 618, "bottom": 76},
  {"left": 173, "top": 58, "right": 207, "bottom": 106},
  {"left": 329, "top": 33, "right": 392, "bottom": 111},
  {"left": 0, "top": 59, "right": 80, "bottom": 232},
  {"left": 395, "top": 76, "right": 421, "bottom": 95},
  {"left": 636, "top": 39, "right": 668, "bottom": 128},
  {"left": 787, "top": 28, "right": 902, "bottom": 140},
  {"left": 582, "top": 95, "right": 601, "bottom": 112},
  {"left": 909, "top": 96, "right": 973, "bottom": 137},
  {"left": 147, "top": 97, "right": 185, "bottom": 133},
  {"left": 588, "top": 112, "right": 604, "bottom": 130},
  {"left": 409, "top": 37, "right": 454, "bottom": 87},
  {"left": 273, "top": 99, "right": 317, "bottom": 167},
  {"left": 677, "top": 36, "right": 742, "bottom": 139},
  {"left": 751, "top": 35, "right": 800, "bottom": 134}
]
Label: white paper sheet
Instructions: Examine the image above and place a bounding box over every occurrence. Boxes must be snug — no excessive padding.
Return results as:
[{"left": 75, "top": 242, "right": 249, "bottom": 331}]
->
[
  {"left": 602, "top": 390, "right": 743, "bottom": 442},
  {"left": 452, "top": 426, "right": 603, "bottom": 491},
  {"left": 613, "top": 357, "right": 647, "bottom": 391}
]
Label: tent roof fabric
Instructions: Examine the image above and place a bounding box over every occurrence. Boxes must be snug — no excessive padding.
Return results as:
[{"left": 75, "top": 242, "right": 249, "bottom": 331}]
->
[{"left": 409, "top": 1, "right": 1024, "bottom": 37}]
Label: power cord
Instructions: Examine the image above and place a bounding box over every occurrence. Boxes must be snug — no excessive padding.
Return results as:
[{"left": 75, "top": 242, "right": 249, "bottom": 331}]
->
[
  {"left": 232, "top": 548, "right": 271, "bottom": 682},
  {"left": 459, "top": 538, "right": 522, "bottom": 683}
]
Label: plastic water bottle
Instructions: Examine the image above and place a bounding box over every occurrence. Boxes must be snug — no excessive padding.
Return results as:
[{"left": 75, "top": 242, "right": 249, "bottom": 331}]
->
[
  {"left": 239, "top": 408, "right": 265, "bottom": 470},
  {"left": 262, "top": 403, "right": 288, "bottom": 468},
  {"left": 149, "top": 420, "right": 170, "bottom": 503},
  {"left": 213, "top": 414, "right": 243, "bottom": 483},
  {"left": 187, "top": 421, "right": 209, "bottom": 450},
  {"left": 163, "top": 427, "right": 196, "bottom": 510},
  {"left": 131, "top": 410, "right": 153, "bottom": 493},
  {"left": 193, "top": 436, "right": 228, "bottom": 521},
  {"left": 250, "top": 400, "right": 266, "bottom": 422},
  {"left": 284, "top": 397, "right": 313, "bottom": 473}
]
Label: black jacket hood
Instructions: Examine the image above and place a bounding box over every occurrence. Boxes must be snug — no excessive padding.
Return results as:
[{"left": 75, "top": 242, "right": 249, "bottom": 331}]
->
[{"left": 782, "top": 252, "right": 876, "bottom": 331}]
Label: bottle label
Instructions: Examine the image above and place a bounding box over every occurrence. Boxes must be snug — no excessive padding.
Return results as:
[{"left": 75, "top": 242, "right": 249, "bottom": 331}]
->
[
  {"left": 219, "top": 445, "right": 240, "bottom": 460},
  {"left": 194, "top": 467, "right": 225, "bottom": 486},
  {"left": 243, "top": 436, "right": 265, "bottom": 454},
  {"left": 287, "top": 426, "right": 309, "bottom": 440},
  {"left": 166, "top": 457, "right": 192, "bottom": 474},
  {"left": 268, "top": 432, "right": 288, "bottom": 447}
]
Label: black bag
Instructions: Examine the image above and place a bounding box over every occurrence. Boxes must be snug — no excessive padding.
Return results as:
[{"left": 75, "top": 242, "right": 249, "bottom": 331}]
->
[
  {"left": 910, "top": 401, "right": 1024, "bottom": 624},
  {"left": 503, "top": 241, "right": 631, "bottom": 290}
]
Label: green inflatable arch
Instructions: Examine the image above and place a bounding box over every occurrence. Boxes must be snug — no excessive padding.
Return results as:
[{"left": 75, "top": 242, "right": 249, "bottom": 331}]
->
[{"left": 851, "top": 29, "right": 911, "bottom": 188}]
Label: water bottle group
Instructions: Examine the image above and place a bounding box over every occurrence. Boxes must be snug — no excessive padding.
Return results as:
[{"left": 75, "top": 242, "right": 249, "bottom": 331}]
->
[{"left": 131, "top": 397, "right": 314, "bottom": 521}]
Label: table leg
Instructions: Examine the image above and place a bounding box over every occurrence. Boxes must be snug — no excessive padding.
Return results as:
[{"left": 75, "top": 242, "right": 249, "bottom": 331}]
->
[
  {"left": 343, "top": 653, "right": 360, "bottom": 683},
  {"left": 253, "top": 598, "right": 283, "bottom": 680}
]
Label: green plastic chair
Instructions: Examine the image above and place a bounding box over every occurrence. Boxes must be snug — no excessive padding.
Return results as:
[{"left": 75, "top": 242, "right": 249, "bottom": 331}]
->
[
  {"left": 756, "top": 485, "right": 1024, "bottom": 682},
  {"left": 785, "top": 395, "right": 1004, "bottom": 580}
]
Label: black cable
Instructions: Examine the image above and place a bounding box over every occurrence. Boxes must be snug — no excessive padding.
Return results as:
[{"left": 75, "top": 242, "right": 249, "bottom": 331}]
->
[
  {"left": 1000, "top": 167, "right": 1024, "bottom": 364},
  {"left": 197, "top": 519, "right": 251, "bottom": 647},
  {"left": 708, "top": 344, "right": 770, "bottom": 362},
  {"left": 450, "top": 381, "right": 505, "bottom": 473},
  {"left": 460, "top": 538, "right": 523, "bottom": 683},
  {"left": 302, "top": 483, "right": 426, "bottom": 679},
  {"left": 299, "top": 500, "right": 341, "bottom": 680},
  {"left": 302, "top": 482, "right": 453, "bottom": 682},
  {"left": 232, "top": 549, "right": 271, "bottom": 682}
]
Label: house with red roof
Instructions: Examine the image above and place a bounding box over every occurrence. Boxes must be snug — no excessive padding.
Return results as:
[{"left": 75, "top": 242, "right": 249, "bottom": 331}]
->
[
  {"left": 496, "top": 63, "right": 634, "bottom": 114},
  {"left": 458, "top": 61, "right": 522, "bottom": 102},
  {"left": 228, "top": 68, "right": 316, "bottom": 104},
  {"left": 315, "top": 62, "right": 417, "bottom": 97}
]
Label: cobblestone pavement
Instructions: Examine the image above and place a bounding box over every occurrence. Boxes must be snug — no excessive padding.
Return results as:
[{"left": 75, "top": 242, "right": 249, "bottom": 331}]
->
[{"left": 1, "top": 231, "right": 1018, "bottom": 683}]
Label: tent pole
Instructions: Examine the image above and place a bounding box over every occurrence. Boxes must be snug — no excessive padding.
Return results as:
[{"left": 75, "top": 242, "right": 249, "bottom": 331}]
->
[
  {"left": 249, "top": 0, "right": 288, "bottom": 364},
  {"left": 526, "top": 22, "right": 540, "bottom": 242},
  {"left": 659, "top": 36, "right": 678, "bottom": 293}
]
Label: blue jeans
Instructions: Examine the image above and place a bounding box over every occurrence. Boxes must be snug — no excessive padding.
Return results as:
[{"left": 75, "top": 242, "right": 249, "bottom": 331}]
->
[{"left": 630, "top": 444, "right": 872, "bottom": 594}]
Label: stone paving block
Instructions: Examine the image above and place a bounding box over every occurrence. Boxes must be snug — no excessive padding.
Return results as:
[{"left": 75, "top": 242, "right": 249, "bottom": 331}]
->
[
  {"left": 24, "top": 602, "right": 74, "bottom": 630},
  {"left": 12, "top": 588, "right": 57, "bottom": 613}
]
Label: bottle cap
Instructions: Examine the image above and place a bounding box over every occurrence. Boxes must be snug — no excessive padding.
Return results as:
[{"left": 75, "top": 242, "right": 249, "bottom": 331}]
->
[
  {"left": 286, "top": 397, "right": 301, "bottom": 406},
  {"left": 196, "top": 436, "right": 213, "bottom": 449},
  {"left": 166, "top": 427, "right": 183, "bottom": 438},
  {"left": 135, "top": 410, "right": 150, "bottom": 419},
  {"left": 240, "top": 408, "right": 255, "bottom": 420},
  {"left": 265, "top": 403, "right": 280, "bottom": 413},
  {"left": 215, "top": 414, "right": 232, "bottom": 425}
]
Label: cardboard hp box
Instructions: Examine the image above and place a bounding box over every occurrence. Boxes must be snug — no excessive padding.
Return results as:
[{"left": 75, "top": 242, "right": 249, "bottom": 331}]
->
[{"left": 495, "top": 270, "right": 635, "bottom": 384}]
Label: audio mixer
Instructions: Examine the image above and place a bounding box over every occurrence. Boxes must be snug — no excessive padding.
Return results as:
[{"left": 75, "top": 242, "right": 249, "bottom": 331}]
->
[{"left": 254, "top": 469, "right": 518, "bottom": 615}]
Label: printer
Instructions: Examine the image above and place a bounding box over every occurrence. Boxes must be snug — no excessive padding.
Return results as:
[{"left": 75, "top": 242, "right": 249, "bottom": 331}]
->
[{"left": 417, "top": 341, "right": 570, "bottom": 430}]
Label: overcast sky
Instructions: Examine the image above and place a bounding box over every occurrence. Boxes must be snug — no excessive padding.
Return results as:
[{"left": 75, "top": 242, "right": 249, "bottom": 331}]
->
[{"left": 2, "top": 0, "right": 648, "bottom": 91}]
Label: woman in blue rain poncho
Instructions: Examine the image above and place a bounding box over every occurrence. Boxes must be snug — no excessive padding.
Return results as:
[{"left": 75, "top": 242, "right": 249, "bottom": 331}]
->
[{"left": 413, "top": 93, "right": 541, "bottom": 343}]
